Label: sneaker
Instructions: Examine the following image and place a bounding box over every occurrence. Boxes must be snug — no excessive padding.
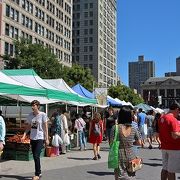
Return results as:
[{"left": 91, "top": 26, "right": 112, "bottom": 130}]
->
[
  {"left": 97, "top": 154, "right": 101, "bottom": 159},
  {"left": 92, "top": 156, "right": 98, "bottom": 160}
]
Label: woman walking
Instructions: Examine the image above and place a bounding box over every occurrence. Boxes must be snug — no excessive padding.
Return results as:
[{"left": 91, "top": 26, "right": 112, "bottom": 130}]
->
[
  {"left": 89, "top": 112, "right": 103, "bottom": 160},
  {"left": 110, "top": 106, "right": 142, "bottom": 180}
]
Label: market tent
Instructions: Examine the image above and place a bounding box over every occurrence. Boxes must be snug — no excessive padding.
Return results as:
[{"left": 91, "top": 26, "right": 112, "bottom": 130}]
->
[
  {"left": 0, "top": 71, "right": 52, "bottom": 102},
  {"left": 0, "top": 70, "right": 62, "bottom": 104},
  {"left": 44, "top": 79, "right": 77, "bottom": 94},
  {"left": 2, "top": 69, "right": 97, "bottom": 105},
  {"left": 107, "top": 96, "right": 122, "bottom": 106},
  {"left": 114, "top": 98, "right": 129, "bottom": 106},
  {"left": 72, "top": 83, "right": 94, "bottom": 99},
  {"left": 44, "top": 79, "right": 95, "bottom": 106},
  {"left": 134, "top": 103, "right": 153, "bottom": 112}
]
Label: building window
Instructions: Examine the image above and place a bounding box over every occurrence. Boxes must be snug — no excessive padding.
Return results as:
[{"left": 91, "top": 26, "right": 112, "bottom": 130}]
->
[
  {"left": 6, "top": 5, "right": 10, "bottom": 17},
  {"left": 84, "top": 12, "right": 88, "bottom": 18},
  {"left": 89, "top": 55, "right": 93, "bottom": 61},
  {"left": 4, "top": 42, "right": 9, "bottom": 54},
  {"left": 5, "top": 23, "right": 9, "bottom": 36},
  {"left": 84, "top": 55, "right": 88, "bottom": 61}
]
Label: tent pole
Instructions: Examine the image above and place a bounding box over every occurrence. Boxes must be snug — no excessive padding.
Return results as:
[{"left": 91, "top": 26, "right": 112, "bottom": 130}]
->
[
  {"left": 45, "top": 104, "right": 48, "bottom": 116},
  {"left": 19, "top": 103, "right": 22, "bottom": 128}
]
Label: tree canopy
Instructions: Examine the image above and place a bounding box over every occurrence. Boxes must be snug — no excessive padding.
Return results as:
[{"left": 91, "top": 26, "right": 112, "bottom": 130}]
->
[
  {"left": 108, "top": 84, "right": 144, "bottom": 105},
  {"left": 4, "top": 39, "right": 96, "bottom": 90}
]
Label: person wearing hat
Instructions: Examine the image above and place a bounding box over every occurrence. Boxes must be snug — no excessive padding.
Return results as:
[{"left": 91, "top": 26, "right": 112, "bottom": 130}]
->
[{"left": 158, "top": 101, "right": 180, "bottom": 180}]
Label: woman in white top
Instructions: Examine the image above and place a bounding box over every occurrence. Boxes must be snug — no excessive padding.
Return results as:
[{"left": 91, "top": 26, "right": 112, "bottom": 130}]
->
[{"left": 74, "top": 113, "right": 87, "bottom": 150}]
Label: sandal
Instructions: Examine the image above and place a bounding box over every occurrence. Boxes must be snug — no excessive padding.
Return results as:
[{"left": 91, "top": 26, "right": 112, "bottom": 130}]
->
[{"left": 92, "top": 156, "right": 98, "bottom": 160}]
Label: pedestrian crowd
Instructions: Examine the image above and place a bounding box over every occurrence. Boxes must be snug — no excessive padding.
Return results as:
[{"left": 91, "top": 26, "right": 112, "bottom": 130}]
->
[{"left": 1, "top": 99, "right": 180, "bottom": 180}]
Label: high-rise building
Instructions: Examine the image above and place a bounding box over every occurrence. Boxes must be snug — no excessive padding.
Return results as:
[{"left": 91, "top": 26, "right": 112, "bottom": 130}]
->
[
  {"left": 129, "top": 55, "right": 155, "bottom": 94},
  {"left": 0, "top": 0, "right": 73, "bottom": 67},
  {"left": 72, "top": 0, "right": 117, "bottom": 87},
  {"left": 176, "top": 57, "right": 180, "bottom": 76}
]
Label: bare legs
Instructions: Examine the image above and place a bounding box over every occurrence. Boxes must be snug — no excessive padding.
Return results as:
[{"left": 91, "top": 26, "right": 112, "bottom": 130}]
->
[
  {"left": 92, "top": 143, "right": 100, "bottom": 160},
  {"left": 161, "top": 169, "right": 175, "bottom": 180}
]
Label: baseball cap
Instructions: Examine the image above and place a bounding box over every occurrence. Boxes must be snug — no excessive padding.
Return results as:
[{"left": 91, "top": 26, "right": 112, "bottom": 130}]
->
[{"left": 169, "top": 101, "right": 180, "bottom": 110}]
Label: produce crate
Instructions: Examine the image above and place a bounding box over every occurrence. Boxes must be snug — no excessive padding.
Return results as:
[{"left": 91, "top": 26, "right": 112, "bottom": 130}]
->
[
  {"left": 16, "top": 143, "right": 31, "bottom": 151},
  {"left": 16, "top": 150, "right": 34, "bottom": 161},
  {"left": 16, "top": 148, "right": 45, "bottom": 161},
  {"left": 4, "top": 142, "right": 16, "bottom": 150},
  {"left": 2, "top": 149, "right": 16, "bottom": 160}
]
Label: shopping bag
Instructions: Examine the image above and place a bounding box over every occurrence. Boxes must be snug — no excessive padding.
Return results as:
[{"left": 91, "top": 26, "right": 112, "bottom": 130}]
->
[
  {"left": 108, "top": 125, "right": 119, "bottom": 169},
  {"left": 52, "top": 134, "right": 63, "bottom": 147},
  {"left": 63, "top": 133, "right": 70, "bottom": 145}
]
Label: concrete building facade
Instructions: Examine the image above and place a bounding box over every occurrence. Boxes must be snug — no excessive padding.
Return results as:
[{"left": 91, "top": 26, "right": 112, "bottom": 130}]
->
[
  {"left": 129, "top": 55, "right": 155, "bottom": 94},
  {"left": 72, "top": 0, "right": 117, "bottom": 87},
  {"left": 0, "top": 0, "right": 73, "bottom": 67},
  {"left": 141, "top": 76, "right": 180, "bottom": 108}
]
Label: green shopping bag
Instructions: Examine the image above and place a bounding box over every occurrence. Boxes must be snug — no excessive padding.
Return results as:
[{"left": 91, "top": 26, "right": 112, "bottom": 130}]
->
[{"left": 108, "top": 125, "right": 119, "bottom": 169}]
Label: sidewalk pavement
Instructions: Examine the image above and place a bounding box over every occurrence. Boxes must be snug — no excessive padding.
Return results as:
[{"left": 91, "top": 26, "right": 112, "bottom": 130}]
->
[{"left": 0, "top": 142, "right": 110, "bottom": 175}]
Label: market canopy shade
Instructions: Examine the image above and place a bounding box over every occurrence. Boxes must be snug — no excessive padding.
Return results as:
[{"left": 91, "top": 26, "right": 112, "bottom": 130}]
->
[
  {"left": 107, "top": 96, "right": 122, "bottom": 106},
  {"left": 72, "top": 83, "right": 95, "bottom": 99},
  {"left": 134, "top": 103, "right": 153, "bottom": 112},
  {"left": 2, "top": 69, "right": 97, "bottom": 105}
]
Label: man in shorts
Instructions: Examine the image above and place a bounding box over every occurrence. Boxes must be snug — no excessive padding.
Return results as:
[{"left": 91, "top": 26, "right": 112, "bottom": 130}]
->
[{"left": 158, "top": 101, "right": 180, "bottom": 180}]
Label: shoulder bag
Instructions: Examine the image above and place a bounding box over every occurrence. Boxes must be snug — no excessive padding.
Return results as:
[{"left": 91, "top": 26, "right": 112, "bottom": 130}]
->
[{"left": 108, "top": 125, "right": 119, "bottom": 169}]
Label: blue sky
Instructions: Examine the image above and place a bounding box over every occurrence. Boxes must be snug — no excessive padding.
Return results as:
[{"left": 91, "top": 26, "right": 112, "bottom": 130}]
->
[{"left": 117, "top": 0, "right": 180, "bottom": 86}]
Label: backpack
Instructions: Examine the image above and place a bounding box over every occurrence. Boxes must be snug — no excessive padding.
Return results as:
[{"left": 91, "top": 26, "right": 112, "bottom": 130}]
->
[{"left": 93, "top": 123, "right": 101, "bottom": 136}]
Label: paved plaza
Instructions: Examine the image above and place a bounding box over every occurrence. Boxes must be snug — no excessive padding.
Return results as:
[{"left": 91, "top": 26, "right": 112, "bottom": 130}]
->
[{"left": 1, "top": 142, "right": 180, "bottom": 180}]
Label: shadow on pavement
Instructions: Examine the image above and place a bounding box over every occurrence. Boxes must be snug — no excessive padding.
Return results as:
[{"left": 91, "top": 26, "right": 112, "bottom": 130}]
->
[
  {"left": 143, "top": 162, "right": 162, "bottom": 167},
  {"left": 0, "top": 175, "right": 32, "bottom": 180},
  {"left": 149, "top": 158, "right": 162, "bottom": 161},
  {"left": 87, "top": 171, "right": 114, "bottom": 176},
  {"left": 67, "top": 157, "right": 92, "bottom": 160}
]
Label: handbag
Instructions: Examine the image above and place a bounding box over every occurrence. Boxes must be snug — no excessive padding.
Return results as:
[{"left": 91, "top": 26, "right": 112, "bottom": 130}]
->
[
  {"left": 127, "top": 157, "right": 143, "bottom": 173},
  {"left": 108, "top": 125, "right": 119, "bottom": 169},
  {"left": 120, "top": 125, "right": 143, "bottom": 173}
]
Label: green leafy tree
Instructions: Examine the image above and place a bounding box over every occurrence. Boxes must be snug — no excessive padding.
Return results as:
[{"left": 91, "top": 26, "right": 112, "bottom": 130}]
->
[
  {"left": 63, "top": 64, "right": 97, "bottom": 91},
  {"left": 4, "top": 39, "right": 97, "bottom": 91},
  {"left": 108, "top": 84, "right": 144, "bottom": 105},
  {"left": 5, "top": 39, "right": 62, "bottom": 79}
]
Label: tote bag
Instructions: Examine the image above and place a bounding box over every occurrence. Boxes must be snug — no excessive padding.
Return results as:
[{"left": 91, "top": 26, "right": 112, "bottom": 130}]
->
[{"left": 108, "top": 125, "right": 119, "bottom": 169}]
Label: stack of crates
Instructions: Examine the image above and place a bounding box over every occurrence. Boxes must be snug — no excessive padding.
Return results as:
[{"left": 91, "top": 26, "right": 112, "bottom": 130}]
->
[{"left": 3, "top": 142, "right": 45, "bottom": 161}]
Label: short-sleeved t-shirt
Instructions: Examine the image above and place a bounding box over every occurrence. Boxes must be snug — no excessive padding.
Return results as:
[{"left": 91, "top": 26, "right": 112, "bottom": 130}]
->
[
  {"left": 138, "top": 112, "right": 146, "bottom": 126},
  {"left": 146, "top": 115, "right": 154, "bottom": 127},
  {"left": 27, "top": 111, "right": 48, "bottom": 140},
  {"left": 158, "top": 113, "right": 180, "bottom": 150}
]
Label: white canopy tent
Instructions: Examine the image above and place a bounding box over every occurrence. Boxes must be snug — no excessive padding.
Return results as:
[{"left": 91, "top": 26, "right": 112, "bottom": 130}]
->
[{"left": 2, "top": 69, "right": 97, "bottom": 106}]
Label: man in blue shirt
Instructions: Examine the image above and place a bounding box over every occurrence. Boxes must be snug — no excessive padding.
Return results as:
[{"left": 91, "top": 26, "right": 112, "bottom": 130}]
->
[{"left": 137, "top": 108, "right": 146, "bottom": 148}]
